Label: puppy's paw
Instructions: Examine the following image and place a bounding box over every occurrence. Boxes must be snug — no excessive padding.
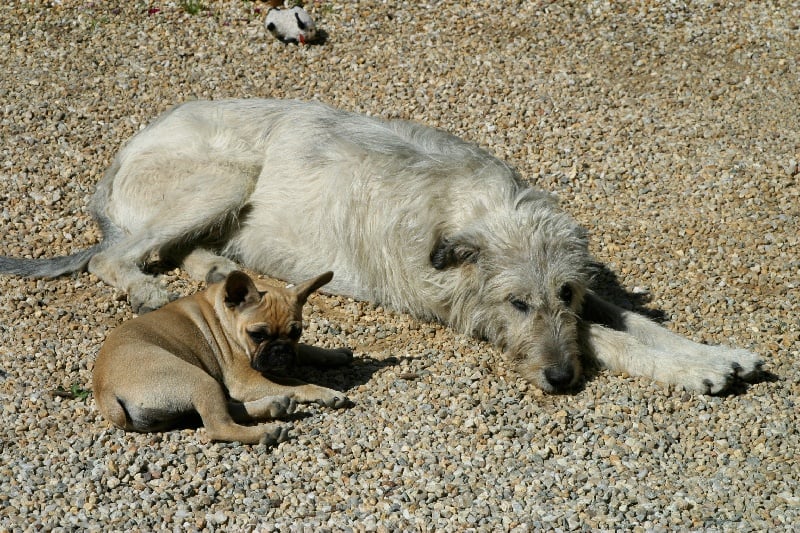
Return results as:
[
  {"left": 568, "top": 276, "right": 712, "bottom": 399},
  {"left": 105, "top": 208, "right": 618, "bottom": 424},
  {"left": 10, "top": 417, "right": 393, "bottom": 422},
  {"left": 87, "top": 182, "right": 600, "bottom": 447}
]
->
[
  {"left": 267, "top": 395, "right": 296, "bottom": 418},
  {"left": 317, "top": 393, "right": 351, "bottom": 409},
  {"left": 259, "top": 424, "right": 290, "bottom": 446},
  {"left": 292, "top": 386, "right": 351, "bottom": 408},
  {"left": 246, "top": 394, "right": 296, "bottom": 419}
]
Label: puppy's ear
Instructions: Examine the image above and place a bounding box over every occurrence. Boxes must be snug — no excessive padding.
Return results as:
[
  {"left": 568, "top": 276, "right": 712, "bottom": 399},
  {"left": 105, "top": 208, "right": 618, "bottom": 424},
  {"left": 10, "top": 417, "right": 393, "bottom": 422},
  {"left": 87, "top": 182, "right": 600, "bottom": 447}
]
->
[
  {"left": 430, "top": 235, "right": 481, "bottom": 270},
  {"left": 224, "top": 271, "right": 261, "bottom": 308},
  {"left": 293, "top": 271, "right": 334, "bottom": 305}
]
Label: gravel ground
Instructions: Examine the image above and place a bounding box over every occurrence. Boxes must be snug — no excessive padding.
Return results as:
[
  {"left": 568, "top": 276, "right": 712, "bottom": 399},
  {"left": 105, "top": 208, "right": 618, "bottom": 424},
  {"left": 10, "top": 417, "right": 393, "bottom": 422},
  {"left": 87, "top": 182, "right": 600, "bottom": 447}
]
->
[{"left": 1, "top": 1, "right": 798, "bottom": 530}]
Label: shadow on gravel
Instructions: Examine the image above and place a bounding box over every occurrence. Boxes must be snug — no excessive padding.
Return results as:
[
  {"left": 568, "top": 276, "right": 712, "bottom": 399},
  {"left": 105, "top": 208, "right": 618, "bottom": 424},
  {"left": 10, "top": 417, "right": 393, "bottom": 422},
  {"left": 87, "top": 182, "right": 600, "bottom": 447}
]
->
[
  {"left": 721, "top": 371, "right": 779, "bottom": 395},
  {"left": 589, "top": 261, "right": 668, "bottom": 322},
  {"left": 584, "top": 261, "right": 777, "bottom": 394},
  {"left": 276, "top": 353, "right": 402, "bottom": 394}
]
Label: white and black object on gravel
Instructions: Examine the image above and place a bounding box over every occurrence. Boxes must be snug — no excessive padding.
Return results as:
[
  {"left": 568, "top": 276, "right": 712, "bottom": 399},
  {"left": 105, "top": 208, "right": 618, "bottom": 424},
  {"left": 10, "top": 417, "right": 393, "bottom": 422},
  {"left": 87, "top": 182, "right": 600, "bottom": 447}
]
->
[{"left": 265, "top": 6, "right": 317, "bottom": 45}]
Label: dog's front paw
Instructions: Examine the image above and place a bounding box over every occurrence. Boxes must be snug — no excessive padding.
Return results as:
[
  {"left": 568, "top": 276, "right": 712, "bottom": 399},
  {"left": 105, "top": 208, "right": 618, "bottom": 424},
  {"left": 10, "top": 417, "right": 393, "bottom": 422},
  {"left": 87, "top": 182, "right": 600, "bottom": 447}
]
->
[
  {"left": 722, "top": 348, "right": 763, "bottom": 381},
  {"left": 677, "top": 347, "right": 763, "bottom": 394},
  {"left": 292, "top": 386, "right": 351, "bottom": 408},
  {"left": 317, "top": 394, "right": 351, "bottom": 409},
  {"left": 246, "top": 394, "right": 296, "bottom": 419},
  {"left": 259, "top": 424, "right": 290, "bottom": 446}
]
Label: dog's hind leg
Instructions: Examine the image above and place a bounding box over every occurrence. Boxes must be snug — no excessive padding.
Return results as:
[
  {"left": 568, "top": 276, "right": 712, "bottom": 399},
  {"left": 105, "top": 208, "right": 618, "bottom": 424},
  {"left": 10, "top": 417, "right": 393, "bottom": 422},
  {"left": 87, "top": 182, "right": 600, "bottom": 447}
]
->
[
  {"left": 580, "top": 290, "right": 763, "bottom": 393},
  {"left": 90, "top": 235, "right": 236, "bottom": 314},
  {"left": 89, "top": 246, "right": 172, "bottom": 314},
  {"left": 89, "top": 164, "right": 254, "bottom": 312}
]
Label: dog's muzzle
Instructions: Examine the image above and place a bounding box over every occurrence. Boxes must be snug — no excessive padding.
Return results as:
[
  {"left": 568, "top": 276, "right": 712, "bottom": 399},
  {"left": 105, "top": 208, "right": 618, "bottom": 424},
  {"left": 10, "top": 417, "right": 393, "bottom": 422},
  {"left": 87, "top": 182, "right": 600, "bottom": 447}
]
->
[
  {"left": 252, "top": 340, "right": 296, "bottom": 374},
  {"left": 544, "top": 363, "right": 577, "bottom": 391}
]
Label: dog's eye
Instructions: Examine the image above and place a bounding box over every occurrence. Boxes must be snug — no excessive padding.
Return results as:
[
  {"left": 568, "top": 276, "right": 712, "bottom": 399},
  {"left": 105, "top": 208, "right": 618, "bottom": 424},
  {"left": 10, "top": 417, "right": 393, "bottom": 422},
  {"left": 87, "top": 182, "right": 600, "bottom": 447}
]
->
[
  {"left": 248, "top": 329, "right": 271, "bottom": 344},
  {"left": 559, "top": 284, "right": 573, "bottom": 305},
  {"left": 509, "top": 297, "right": 529, "bottom": 313},
  {"left": 288, "top": 323, "right": 302, "bottom": 340}
]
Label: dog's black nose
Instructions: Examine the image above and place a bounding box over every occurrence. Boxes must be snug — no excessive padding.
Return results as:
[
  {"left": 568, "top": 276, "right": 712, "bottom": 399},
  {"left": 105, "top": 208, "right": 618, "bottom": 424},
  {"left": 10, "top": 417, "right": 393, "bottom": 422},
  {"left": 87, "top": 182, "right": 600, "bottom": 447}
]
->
[
  {"left": 253, "top": 341, "right": 296, "bottom": 374},
  {"left": 545, "top": 364, "right": 575, "bottom": 389}
]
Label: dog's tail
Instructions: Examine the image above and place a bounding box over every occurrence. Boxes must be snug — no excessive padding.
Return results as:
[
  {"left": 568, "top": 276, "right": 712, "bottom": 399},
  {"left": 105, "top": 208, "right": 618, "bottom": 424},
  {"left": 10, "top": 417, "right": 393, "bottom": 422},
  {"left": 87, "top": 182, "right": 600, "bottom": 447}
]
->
[
  {"left": 0, "top": 243, "right": 105, "bottom": 278},
  {"left": 0, "top": 161, "right": 123, "bottom": 279}
]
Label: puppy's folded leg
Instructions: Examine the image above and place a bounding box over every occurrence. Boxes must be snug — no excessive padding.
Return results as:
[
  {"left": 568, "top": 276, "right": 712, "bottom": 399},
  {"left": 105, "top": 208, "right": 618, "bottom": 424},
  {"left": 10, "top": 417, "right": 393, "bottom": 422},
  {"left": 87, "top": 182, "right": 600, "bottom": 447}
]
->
[
  {"left": 96, "top": 355, "right": 291, "bottom": 444},
  {"left": 287, "top": 382, "right": 350, "bottom": 408},
  {"left": 227, "top": 394, "right": 297, "bottom": 422},
  {"left": 240, "top": 376, "right": 350, "bottom": 409},
  {"left": 227, "top": 366, "right": 351, "bottom": 410},
  {"left": 193, "top": 386, "right": 291, "bottom": 445},
  {"left": 581, "top": 291, "right": 763, "bottom": 393}
]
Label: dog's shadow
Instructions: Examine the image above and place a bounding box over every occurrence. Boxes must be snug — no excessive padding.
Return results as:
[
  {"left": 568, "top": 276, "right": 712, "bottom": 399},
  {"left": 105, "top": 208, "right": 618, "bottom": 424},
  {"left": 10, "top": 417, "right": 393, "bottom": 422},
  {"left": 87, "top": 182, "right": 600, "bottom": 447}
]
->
[
  {"left": 582, "top": 262, "right": 778, "bottom": 393},
  {"left": 588, "top": 261, "right": 666, "bottom": 322},
  {"left": 256, "top": 354, "right": 401, "bottom": 423}
]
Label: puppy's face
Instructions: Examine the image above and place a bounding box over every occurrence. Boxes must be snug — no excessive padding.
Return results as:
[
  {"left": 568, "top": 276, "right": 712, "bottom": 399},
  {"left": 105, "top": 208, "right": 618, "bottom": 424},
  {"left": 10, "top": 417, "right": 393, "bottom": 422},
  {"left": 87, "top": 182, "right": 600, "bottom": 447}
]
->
[
  {"left": 221, "top": 271, "right": 334, "bottom": 374},
  {"left": 245, "top": 303, "right": 302, "bottom": 375}
]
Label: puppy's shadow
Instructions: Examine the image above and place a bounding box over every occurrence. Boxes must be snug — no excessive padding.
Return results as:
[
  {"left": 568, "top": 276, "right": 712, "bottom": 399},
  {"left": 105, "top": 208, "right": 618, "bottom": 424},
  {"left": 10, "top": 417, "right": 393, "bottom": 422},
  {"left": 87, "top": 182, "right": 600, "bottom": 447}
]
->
[{"left": 282, "top": 353, "right": 401, "bottom": 393}]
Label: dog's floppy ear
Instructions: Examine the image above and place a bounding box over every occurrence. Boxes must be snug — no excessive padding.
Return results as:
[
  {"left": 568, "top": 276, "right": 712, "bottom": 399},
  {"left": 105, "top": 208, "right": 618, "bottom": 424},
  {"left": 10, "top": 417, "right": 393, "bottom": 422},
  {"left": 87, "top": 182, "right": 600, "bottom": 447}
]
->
[
  {"left": 293, "top": 271, "right": 334, "bottom": 305},
  {"left": 224, "top": 271, "right": 261, "bottom": 308},
  {"left": 430, "top": 235, "right": 481, "bottom": 270}
]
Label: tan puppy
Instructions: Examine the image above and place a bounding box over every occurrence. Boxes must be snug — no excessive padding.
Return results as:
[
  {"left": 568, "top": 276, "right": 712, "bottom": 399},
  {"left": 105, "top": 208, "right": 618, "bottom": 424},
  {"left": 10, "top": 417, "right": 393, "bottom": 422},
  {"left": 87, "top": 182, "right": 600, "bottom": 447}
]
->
[{"left": 93, "top": 270, "right": 352, "bottom": 445}]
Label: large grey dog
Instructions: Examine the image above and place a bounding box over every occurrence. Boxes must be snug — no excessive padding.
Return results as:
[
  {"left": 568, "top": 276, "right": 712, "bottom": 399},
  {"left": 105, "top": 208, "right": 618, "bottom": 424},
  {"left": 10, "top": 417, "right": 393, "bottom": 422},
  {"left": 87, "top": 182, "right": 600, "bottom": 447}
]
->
[{"left": 0, "top": 99, "right": 762, "bottom": 394}]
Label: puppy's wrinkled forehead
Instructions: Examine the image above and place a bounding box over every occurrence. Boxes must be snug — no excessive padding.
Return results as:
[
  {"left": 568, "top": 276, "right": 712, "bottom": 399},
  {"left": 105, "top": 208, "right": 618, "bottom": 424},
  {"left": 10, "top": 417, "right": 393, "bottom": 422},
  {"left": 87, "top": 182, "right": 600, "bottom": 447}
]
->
[{"left": 238, "top": 288, "right": 300, "bottom": 325}]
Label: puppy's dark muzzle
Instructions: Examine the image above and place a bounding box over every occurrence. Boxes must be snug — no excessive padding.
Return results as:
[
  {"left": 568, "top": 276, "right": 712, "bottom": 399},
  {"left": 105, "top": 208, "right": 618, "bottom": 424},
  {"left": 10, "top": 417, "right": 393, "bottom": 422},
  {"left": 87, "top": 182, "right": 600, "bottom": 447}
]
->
[{"left": 252, "top": 340, "right": 297, "bottom": 374}]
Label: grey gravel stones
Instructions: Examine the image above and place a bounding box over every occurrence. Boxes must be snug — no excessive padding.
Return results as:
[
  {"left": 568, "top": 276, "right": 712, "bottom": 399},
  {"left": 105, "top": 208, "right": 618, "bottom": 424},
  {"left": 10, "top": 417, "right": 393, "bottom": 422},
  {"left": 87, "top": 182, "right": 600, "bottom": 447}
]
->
[{"left": 1, "top": 1, "right": 798, "bottom": 530}]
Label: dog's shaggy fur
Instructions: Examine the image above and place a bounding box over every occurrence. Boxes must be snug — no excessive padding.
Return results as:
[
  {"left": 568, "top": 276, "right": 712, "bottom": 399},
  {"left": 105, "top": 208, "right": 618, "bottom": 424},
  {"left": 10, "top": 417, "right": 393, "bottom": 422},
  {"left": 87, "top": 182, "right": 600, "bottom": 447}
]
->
[{"left": 0, "top": 99, "right": 762, "bottom": 393}]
